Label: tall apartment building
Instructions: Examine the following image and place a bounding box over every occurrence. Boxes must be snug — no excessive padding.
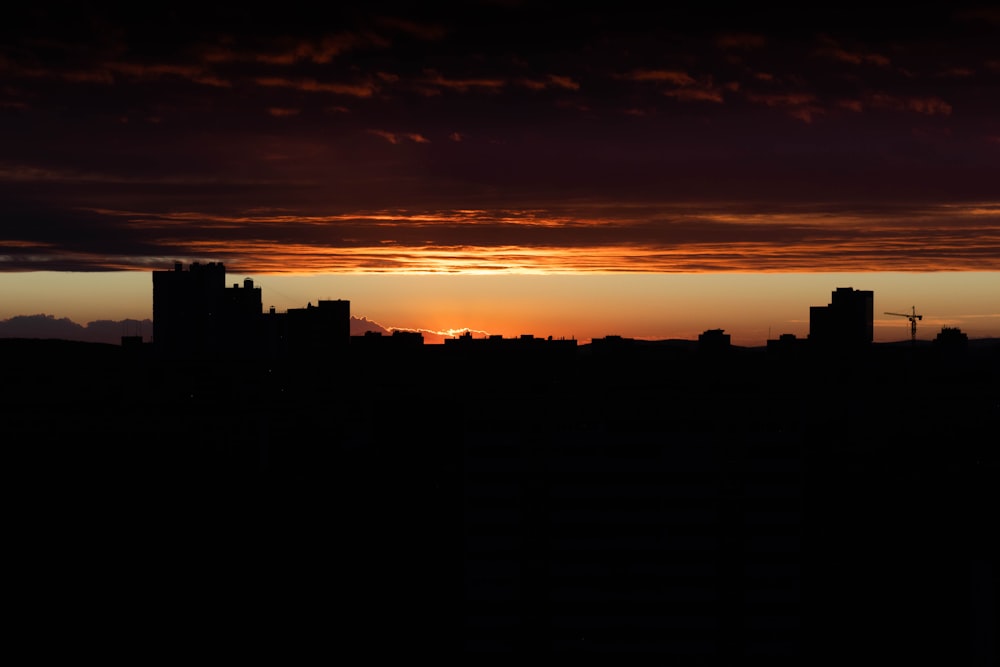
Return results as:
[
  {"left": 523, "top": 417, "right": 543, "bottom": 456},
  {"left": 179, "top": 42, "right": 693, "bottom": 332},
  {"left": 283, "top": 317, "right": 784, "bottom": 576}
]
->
[
  {"left": 152, "top": 261, "right": 262, "bottom": 359},
  {"left": 152, "top": 261, "right": 351, "bottom": 360},
  {"left": 808, "top": 287, "right": 874, "bottom": 349}
]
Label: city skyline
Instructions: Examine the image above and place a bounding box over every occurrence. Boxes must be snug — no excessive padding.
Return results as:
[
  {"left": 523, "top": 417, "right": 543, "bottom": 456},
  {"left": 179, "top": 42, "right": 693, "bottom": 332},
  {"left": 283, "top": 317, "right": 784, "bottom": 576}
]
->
[
  {"left": 2, "top": 5, "right": 999, "bottom": 343},
  {"left": 1, "top": 265, "right": 995, "bottom": 347}
]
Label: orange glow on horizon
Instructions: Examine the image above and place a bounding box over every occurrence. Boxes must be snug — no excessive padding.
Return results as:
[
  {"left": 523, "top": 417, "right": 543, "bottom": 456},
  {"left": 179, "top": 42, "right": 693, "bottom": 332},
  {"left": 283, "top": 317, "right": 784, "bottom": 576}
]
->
[{"left": 1, "top": 270, "right": 997, "bottom": 347}]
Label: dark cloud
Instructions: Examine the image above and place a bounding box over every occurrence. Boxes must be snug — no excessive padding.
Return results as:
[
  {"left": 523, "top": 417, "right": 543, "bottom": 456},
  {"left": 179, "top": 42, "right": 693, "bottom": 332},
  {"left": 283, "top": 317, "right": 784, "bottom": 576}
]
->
[{"left": 1, "top": 3, "right": 998, "bottom": 273}]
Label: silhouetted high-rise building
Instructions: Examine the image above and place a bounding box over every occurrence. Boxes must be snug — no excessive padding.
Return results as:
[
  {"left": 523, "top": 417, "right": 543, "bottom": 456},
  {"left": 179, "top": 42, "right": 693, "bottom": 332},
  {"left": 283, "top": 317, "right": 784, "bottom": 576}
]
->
[
  {"left": 809, "top": 287, "right": 873, "bottom": 349},
  {"left": 153, "top": 261, "right": 225, "bottom": 359},
  {"left": 152, "top": 261, "right": 262, "bottom": 359},
  {"left": 152, "top": 261, "right": 354, "bottom": 360}
]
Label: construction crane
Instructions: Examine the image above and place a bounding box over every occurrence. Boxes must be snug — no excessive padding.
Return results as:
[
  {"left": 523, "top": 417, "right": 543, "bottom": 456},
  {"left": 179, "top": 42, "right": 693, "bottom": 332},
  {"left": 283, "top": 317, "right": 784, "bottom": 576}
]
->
[{"left": 885, "top": 306, "right": 923, "bottom": 342}]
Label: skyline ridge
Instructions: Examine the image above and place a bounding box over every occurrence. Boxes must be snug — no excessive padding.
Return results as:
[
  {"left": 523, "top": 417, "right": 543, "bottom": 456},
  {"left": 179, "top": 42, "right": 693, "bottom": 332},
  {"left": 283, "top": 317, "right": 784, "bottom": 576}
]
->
[{"left": 4, "top": 262, "right": 994, "bottom": 352}]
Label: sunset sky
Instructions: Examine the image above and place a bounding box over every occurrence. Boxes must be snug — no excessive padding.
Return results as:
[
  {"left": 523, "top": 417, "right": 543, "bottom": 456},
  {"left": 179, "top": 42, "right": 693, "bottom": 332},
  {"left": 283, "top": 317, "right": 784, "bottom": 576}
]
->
[{"left": 2, "top": 3, "right": 998, "bottom": 345}]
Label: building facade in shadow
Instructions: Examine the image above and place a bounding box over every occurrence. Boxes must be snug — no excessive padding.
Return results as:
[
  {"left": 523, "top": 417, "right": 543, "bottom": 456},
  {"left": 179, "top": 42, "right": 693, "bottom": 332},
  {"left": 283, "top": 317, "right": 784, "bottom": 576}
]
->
[
  {"left": 152, "top": 261, "right": 263, "bottom": 360},
  {"left": 152, "top": 261, "right": 350, "bottom": 361},
  {"left": 808, "top": 287, "right": 873, "bottom": 352}
]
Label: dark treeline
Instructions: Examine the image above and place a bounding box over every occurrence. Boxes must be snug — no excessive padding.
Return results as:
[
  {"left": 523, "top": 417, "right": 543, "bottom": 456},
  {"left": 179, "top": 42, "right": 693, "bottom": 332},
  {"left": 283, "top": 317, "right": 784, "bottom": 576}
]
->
[{"left": 3, "top": 336, "right": 997, "bottom": 663}]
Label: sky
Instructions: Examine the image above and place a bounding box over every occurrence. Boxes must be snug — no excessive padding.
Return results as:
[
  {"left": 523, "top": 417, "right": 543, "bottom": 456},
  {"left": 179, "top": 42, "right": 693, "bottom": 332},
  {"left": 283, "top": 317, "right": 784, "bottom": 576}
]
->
[{"left": 2, "top": 3, "right": 999, "bottom": 345}]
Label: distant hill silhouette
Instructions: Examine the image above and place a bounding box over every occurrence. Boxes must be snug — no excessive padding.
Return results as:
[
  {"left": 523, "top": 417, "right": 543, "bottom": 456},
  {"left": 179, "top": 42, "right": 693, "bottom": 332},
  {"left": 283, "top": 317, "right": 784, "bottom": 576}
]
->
[
  {"left": 0, "top": 313, "right": 390, "bottom": 345},
  {"left": 0, "top": 314, "right": 151, "bottom": 344}
]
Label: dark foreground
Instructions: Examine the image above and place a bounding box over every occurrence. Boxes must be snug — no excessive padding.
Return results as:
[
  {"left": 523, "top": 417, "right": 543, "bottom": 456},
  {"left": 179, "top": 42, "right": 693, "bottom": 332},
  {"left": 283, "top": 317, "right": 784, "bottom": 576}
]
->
[{"left": 3, "top": 338, "right": 996, "bottom": 663}]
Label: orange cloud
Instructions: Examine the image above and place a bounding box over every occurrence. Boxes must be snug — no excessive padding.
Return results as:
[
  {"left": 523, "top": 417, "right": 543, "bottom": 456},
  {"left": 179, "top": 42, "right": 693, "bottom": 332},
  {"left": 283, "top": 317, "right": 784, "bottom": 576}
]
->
[
  {"left": 255, "top": 34, "right": 371, "bottom": 65},
  {"left": 814, "top": 37, "right": 891, "bottom": 67},
  {"left": 200, "top": 45, "right": 242, "bottom": 64},
  {"left": 935, "top": 67, "right": 975, "bottom": 78},
  {"left": 626, "top": 69, "right": 728, "bottom": 104},
  {"left": 253, "top": 76, "right": 378, "bottom": 97},
  {"left": 11, "top": 56, "right": 223, "bottom": 89},
  {"left": 106, "top": 62, "right": 232, "bottom": 87},
  {"left": 198, "top": 30, "right": 394, "bottom": 69},
  {"left": 746, "top": 92, "right": 818, "bottom": 106},
  {"left": 3, "top": 59, "right": 118, "bottom": 85},
  {"left": 415, "top": 70, "right": 507, "bottom": 94},
  {"left": 519, "top": 74, "right": 580, "bottom": 91},
  {"left": 837, "top": 99, "right": 864, "bottom": 112},
  {"left": 869, "top": 93, "right": 952, "bottom": 116},
  {"left": 820, "top": 47, "right": 891, "bottom": 68},
  {"left": 150, "top": 235, "right": 1000, "bottom": 274},
  {"left": 368, "top": 130, "right": 430, "bottom": 144},
  {"left": 68, "top": 203, "right": 1000, "bottom": 274},
  {"left": 0, "top": 239, "right": 51, "bottom": 248},
  {"left": 745, "top": 92, "right": 823, "bottom": 122},
  {"left": 665, "top": 87, "right": 724, "bottom": 103},
  {"left": 626, "top": 69, "right": 696, "bottom": 86},
  {"left": 545, "top": 74, "right": 579, "bottom": 90}
]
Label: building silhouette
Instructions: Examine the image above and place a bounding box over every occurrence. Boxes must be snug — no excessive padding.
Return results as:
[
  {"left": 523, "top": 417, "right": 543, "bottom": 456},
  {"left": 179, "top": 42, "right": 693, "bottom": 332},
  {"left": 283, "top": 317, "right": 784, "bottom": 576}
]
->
[
  {"left": 933, "top": 325, "right": 968, "bottom": 349},
  {"left": 808, "top": 287, "right": 873, "bottom": 350},
  {"left": 280, "top": 299, "right": 351, "bottom": 359},
  {"left": 698, "top": 328, "right": 731, "bottom": 353},
  {"left": 152, "top": 261, "right": 263, "bottom": 359},
  {"left": 152, "top": 261, "right": 349, "bottom": 360},
  {"left": 442, "top": 331, "right": 578, "bottom": 372},
  {"left": 351, "top": 329, "right": 425, "bottom": 349}
]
